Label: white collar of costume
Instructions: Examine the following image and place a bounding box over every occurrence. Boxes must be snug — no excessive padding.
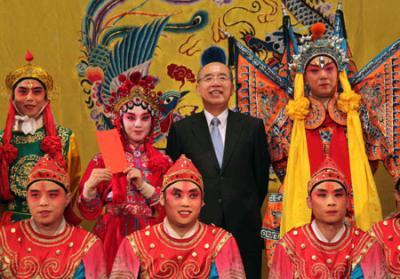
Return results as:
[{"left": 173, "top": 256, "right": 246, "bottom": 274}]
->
[
  {"left": 311, "top": 219, "right": 346, "bottom": 243},
  {"left": 12, "top": 102, "right": 47, "bottom": 135},
  {"left": 163, "top": 217, "right": 199, "bottom": 239},
  {"left": 30, "top": 217, "right": 66, "bottom": 236}
]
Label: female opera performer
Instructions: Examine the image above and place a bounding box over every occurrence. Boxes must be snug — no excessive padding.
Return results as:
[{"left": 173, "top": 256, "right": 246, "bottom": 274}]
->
[{"left": 77, "top": 71, "right": 172, "bottom": 273}]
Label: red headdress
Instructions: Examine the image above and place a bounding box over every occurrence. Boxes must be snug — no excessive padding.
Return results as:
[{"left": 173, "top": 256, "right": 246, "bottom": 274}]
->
[
  {"left": 0, "top": 51, "right": 64, "bottom": 200},
  {"left": 108, "top": 71, "right": 163, "bottom": 145},
  {"left": 162, "top": 155, "right": 203, "bottom": 192},
  {"left": 27, "top": 155, "right": 70, "bottom": 191},
  {"left": 308, "top": 157, "right": 349, "bottom": 194}
]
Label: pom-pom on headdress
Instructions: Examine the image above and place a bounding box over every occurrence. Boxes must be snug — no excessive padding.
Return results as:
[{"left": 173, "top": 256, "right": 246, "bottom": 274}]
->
[
  {"left": 162, "top": 155, "right": 203, "bottom": 192},
  {"left": 104, "top": 71, "right": 162, "bottom": 120},
  {"left": 291, "top": 23, "right": 348, "bottom": 73},
  {"left": 5, "top": 50, "right": 54, "bottom": 97}
]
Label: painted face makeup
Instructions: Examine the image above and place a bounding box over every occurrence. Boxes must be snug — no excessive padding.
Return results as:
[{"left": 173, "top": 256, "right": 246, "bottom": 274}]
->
[
  {"left": 13, "top": 79, "right": 47, "bottom": 118},
  {"left": 161, "top": 181, "right": 203, "bottom": 232},
  {"left": 304, "top": 56, "right": 338, "bottom": 102},
  {"left": 308, "top": 181, "right": 347, "bottom": 225},
  {"left": 122, "top": 106, "right": 152, "bottom": 144},
  {"left": 27, "top": 180, "right": 71, "bottom": 228}
]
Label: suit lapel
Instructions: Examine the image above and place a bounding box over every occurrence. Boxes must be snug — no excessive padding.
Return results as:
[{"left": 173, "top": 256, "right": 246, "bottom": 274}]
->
[
  {"left": 222, "top": 111, "right": 243, "bottom": 171},
  {"left": 191, "top": 112, "right": 220, "bottom": 169}
]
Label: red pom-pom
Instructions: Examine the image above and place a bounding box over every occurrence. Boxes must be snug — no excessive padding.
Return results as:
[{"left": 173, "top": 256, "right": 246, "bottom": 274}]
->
[
  {"left": 0, "top": 143, "right": 18, "bottom": 163},
  {"left": 41, "top": 136, "right": 62, "bottom": 158},
  {"left": 86, "top": 66, "right": 104, "bottom": 83},
  {"left": 118, "top": 74, "right": 126, "bottom": 82},
  {"left": 25, "top": 50, "right": 34, "bottom": 62},
  {"left": 311, "top": 22, "right": 326, "bottom": 41},
  {"left": 129, "top": 72, "right": 142, "bottom": 84}
]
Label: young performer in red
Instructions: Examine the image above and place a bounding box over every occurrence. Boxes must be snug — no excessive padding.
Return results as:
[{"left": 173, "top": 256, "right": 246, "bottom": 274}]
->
[
  {"left": 77, "top": 71, "right": 172, "bottom": 273},
  {"left": 270, "top": 158, "right": 386, "bottom": 278},
  {"left": 0, "top": 155, "right": 106, "bottom": 278},
  {"left": 110, "top": 155, "right": 245, "bottom": 278}
]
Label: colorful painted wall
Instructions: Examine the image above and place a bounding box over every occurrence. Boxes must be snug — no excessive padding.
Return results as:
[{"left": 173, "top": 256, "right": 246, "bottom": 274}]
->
[{"left": 0, "top": 0, "right": 399, "bottom": 216}]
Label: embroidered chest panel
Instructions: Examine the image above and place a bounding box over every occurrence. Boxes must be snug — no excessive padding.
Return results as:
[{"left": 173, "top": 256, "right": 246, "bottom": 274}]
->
[
  {"left": 129, "top": 223, "right": 230, "bottom": 279},
  {"left": 280, "top": 225, "right": 376, "bottom": 278},
  {"left": 7, "top": 126, "right": 71, "bottom": 199},
  {"left": 0, "top": 221, "right": 97, "bottom": 279}
]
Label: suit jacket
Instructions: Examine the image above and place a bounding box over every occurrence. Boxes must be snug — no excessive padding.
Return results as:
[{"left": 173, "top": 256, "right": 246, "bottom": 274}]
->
[{"left": 167, "top": 110, "right": 270, "bottom": 251}]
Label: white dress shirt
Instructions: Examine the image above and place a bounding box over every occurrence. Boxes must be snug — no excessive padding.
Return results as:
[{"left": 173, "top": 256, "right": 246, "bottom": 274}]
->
[{"left": 203, "top": 109, "right": 229, "bottom": 147}]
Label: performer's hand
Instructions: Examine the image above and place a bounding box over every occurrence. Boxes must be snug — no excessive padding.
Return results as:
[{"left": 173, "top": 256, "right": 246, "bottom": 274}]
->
[
  {"left": 83, "top": 168, "right": 112, "bottom": 199},
  {"left": 124, "top": 167, "right": 144, "bottom": 190}
]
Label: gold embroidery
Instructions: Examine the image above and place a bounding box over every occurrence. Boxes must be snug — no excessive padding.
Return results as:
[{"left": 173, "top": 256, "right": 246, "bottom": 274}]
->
[
  {"left": 8, "top": 126, "right": 71, "bottom": 199},
  {"left": 213, "top": 232, "right": 231, "bottom": 259},
  {"left": 0, "top": 221, "right": 99, "bottom": 279},
  {"left": 128, "top": 223, "right": 230, "bottom": 279},
  {"left": 11, "top": 130, "right": 45, "bottom": 144},
  {"left": 10, "top": 154, "right": 41, "bottom": 198}
]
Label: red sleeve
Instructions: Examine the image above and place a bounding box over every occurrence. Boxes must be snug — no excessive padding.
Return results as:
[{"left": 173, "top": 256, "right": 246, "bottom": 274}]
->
[
  {"left": 214, "top": 236, "right": 246, "bottom": 279},
  {"left": 360, "top": 242, "right": 387, "bottom": 278},
  {"left": 269, "top": 243, "right": 295, "bottom": 278},
  {"left": 77, "top": 155, "right": 109, "bottom": 220},
  {"left": 82, "top": 239, "right": 108, "bottom": 279},
  {"left": 110, "top": 237, "right": 141, "bottom": 278}
]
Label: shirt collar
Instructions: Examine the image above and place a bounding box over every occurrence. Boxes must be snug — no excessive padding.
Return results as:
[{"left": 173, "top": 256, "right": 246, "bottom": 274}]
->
[
  {"left": 163, "top": 217, "right": 199, "bottom": 239},
  {"left": 203, "top": 109, "right": 229, "bottom": 127},
  {"left": 30, "top": 217, "right": 66, "bottom": 236},
  {"left": 311, "top": 219, "right": 346, "bottom": 243}
]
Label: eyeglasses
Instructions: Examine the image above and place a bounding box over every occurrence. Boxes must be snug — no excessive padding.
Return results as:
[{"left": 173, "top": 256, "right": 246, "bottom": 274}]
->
[{"left": 198, "top": 74, "right": 231, "bottom": 83}]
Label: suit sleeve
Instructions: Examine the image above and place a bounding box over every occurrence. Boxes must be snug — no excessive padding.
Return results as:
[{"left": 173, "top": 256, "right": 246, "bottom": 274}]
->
[
  {"left": 254, "top": 119, "right": 270, "bottom": 205},
  {"left": 166, "top": 123, "right": 182, "bottom": 162}
]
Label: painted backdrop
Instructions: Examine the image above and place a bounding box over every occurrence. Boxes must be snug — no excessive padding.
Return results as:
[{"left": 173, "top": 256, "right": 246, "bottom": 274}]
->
[{"left": 0, "top": 0, "right": 399, "bottom": 218}]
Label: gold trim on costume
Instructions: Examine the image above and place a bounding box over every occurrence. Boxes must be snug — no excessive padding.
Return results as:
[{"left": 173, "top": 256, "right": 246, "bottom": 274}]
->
[{"left": 0, "top": 220, "right": 99, "bottom": 279}]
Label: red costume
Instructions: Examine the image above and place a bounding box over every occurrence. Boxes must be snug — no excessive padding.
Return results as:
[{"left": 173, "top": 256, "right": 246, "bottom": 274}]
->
[
  {"left": 0, "top": 220, "right": 106, "bottom": 279},
  {"left": 270, "top": 224, "right": 386, "bottom": 278},
  {"left": 371, "top": 214, "right": 400, "bottom": 277},
  {"left": 110, "top": 155, "right": 245, "bottom": 278},
  {"left": 111, "top": 222, "right": 245, "bottom": 278},
  {"left": 77, "top": 71, "right": 172, "bottom": 274},
  {"left": 0, "top": 149, "right": 106, "bottom": 278},
  {"left": 270, "top": 157, "right": 386, "bottom": 278}
]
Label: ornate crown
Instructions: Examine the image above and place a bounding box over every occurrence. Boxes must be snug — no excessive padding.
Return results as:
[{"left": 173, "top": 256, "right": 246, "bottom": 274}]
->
[
  {"left": 162, "top": 155, "right": 203, "bottom": 192},
  {"left": 291, "top": 23, "right": 349, "bottom": 73},
  {"left": 308, "top": 157, "right": 348, "bottom": 194},
  {"left": 105, "top": 71, "right": 162, "bottom": 119},
  {"left": 5, "top": 51, "right": 54, "bottom": 96}
]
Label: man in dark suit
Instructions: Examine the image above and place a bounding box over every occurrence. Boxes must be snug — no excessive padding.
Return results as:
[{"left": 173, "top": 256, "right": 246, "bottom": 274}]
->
[{"left": 167, "top": 61, "right": 270, "bottom": 278}]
